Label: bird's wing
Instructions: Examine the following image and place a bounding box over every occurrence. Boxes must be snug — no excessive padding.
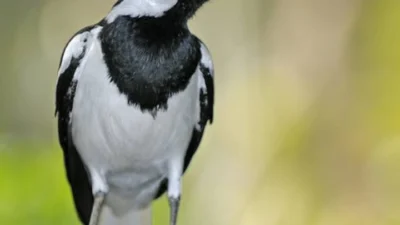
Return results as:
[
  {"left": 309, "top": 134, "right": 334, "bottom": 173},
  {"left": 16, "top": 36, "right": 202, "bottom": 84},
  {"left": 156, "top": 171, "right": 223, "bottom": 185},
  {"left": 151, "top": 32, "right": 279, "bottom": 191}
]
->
[
  {"left": 182, "top": 39, "right": 215, "bottom": 171},
  {"left": 198, "top": 40, "right": 215, "bottom": 125},
  {"left": 154, "top": 38, "right": 215, "bottom": 199},
  {"left": 55, "top": 25, "right": 97, "bottom": 225}
]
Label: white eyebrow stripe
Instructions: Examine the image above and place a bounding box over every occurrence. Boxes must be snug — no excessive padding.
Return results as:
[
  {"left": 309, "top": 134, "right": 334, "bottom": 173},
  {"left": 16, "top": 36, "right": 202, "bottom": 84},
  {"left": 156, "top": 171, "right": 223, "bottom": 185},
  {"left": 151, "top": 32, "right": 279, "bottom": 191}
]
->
[{"left": 106, "top": 0, "right": 178, "bottom": 23}]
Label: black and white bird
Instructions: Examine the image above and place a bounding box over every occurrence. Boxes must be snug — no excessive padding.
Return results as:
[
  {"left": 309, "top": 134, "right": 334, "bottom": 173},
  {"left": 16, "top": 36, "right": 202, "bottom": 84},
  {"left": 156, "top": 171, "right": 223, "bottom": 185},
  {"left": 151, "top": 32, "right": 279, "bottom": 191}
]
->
[{"left": 54, "top": 0, "right": 214, "bottom": 225}]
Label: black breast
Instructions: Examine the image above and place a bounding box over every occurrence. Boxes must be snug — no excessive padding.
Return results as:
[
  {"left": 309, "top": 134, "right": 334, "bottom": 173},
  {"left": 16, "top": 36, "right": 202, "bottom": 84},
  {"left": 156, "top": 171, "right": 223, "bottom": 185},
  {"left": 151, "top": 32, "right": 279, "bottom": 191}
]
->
[{"left": 99, "top": 16, "right": 201, "bottom": 113}]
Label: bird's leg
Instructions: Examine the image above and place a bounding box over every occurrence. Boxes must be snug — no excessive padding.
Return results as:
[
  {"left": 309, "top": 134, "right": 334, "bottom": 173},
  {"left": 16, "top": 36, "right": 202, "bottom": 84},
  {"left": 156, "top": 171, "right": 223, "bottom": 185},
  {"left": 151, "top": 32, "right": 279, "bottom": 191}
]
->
[
  {"left": 168, "top": 159, "right": 183, "bottom": 225},
  {"left": 89, "top": 192, "right": 106, "bottom": 225},
  {"left": 88, "top": 169, "right": 108, "bottom": 225}
]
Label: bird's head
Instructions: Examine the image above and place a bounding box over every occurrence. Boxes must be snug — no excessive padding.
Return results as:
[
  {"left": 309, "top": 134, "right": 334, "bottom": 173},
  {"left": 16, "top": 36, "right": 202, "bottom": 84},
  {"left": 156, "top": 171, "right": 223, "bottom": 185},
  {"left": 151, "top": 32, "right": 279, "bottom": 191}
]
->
[
  {"left": 172, "top": 0, "right": 210, "bottom": 19},
  {"left": 108, "top": 0, "right": 209, "bottom": 23}
]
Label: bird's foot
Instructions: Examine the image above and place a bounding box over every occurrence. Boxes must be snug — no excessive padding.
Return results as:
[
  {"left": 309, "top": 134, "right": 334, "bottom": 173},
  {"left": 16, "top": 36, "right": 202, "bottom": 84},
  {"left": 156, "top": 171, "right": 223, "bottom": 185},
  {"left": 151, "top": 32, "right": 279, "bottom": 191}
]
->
[{"left": 169, "top": 195, "right": 181, "bottom": 225}]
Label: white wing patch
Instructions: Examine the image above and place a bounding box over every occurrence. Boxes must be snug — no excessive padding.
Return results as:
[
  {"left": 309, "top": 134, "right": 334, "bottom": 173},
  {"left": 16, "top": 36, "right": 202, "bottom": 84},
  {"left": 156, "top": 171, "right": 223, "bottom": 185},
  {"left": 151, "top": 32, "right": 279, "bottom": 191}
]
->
[
  {"left": 198, "top": 42, "right": 214, "bottom": 92},
  {"left": 58, "top": 32, "right": 91, "bottom": 76},
  {"left": 198, "top": 42, "right": 213, "bottom": 90},
  {"left": 72, "top": 27, "right": 103, "bottom": 82},
  {"left": 200, "top": 42, "right": 214, "bottom": 76},
  {"left": 106, "top": 0, "right": 178, "bottom": 23},
  {"left": 196, "top": 67, "right": 206, "bottom": 131}
]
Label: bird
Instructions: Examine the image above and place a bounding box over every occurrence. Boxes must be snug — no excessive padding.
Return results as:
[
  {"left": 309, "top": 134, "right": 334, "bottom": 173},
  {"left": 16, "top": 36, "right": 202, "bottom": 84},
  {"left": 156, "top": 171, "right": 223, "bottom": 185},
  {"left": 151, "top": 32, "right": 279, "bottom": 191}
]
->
[{"left": 54, "top": 0, "right": 214, "bottom": 225}]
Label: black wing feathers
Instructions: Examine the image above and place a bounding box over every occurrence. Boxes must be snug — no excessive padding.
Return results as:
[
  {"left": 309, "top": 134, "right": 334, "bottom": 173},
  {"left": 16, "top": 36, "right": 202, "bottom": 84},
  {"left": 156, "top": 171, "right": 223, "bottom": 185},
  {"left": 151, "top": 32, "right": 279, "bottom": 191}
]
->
[
  {"left": 65, "top": 127, "right": 93, "bottom": 225},
  {"left": 199, "top": 64, "right": 214, "bottom": 124},
  {"left": 55, "top": 26, "right": 94, "bottom": 225}
]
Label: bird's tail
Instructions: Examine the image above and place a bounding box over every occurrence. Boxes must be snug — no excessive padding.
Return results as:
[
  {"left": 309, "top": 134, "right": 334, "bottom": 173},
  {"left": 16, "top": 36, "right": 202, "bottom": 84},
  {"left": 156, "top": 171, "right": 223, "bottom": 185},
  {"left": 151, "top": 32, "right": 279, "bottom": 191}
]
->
[{"left": 99, "top": 204, "right": 152, "bottom": 225}]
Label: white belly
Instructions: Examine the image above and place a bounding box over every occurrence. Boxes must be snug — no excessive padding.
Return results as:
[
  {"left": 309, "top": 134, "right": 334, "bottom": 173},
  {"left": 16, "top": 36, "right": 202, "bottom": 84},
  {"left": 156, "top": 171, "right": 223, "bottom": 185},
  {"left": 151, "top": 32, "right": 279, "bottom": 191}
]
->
[{"left": 70, "top": 37, "right": 199, "bottom": 213}]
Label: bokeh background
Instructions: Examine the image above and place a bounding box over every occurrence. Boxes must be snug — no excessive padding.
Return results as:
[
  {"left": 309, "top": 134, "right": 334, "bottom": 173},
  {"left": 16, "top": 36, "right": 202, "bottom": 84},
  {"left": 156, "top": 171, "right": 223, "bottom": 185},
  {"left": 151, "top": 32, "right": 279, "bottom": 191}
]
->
[{"left": 1, "top": 0, "right": 400, "bottom": 224}]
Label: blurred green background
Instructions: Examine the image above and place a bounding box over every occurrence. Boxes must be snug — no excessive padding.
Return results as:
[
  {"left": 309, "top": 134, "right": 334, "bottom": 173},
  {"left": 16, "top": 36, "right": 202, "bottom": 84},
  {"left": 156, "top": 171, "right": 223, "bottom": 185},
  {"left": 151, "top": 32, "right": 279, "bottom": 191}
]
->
[{"left": 1, "top": 0, "right": 400, "bottom": 224}]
